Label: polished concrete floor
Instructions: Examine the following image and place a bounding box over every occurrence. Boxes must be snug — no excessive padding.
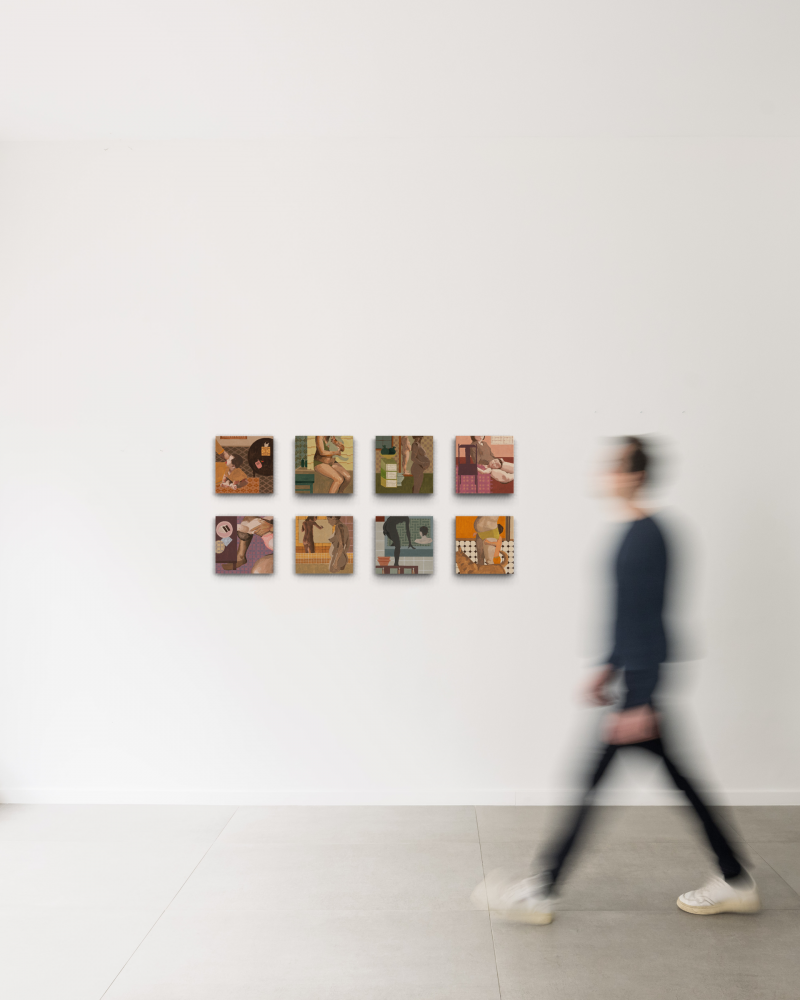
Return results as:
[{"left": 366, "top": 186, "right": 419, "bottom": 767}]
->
[{"left": 1, "top": 804, "right": 798, "bottom": 999}]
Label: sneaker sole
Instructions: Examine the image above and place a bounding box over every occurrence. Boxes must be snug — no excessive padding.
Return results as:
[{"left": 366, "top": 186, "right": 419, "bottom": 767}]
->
[{"left": 676, "top": 896, "right": 761, "bottom": 915}]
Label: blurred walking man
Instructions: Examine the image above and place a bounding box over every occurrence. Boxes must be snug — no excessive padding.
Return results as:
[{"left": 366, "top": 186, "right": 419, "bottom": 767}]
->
[{"left": 480, "top": 437, "right": 760, "bottom": 924}]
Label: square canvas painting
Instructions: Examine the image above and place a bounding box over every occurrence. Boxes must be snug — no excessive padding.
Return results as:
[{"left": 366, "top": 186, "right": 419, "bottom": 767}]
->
[
  {"left": 295, "top": 516, "right": 354, "bottom": 574},
  {"left": 295, "top": 436, "right": 354, "bottom": 494},
  {"left": 375, "top": 516, "right": 434, "bottom": 575},
  {"left": 215, "top": 516, "right": 274, "bottom": 574},
  {"left": 374, "top": 437, "right": 433, "bottom": 493},
  {"left": 216, "top": 436, "right": 274, "bottom": 494},
  {"left": 455, "top": 516, "right": 514, "bottom": 575},
  {"left": 455, "top": 436, "right": 514, "bottom": 494}
]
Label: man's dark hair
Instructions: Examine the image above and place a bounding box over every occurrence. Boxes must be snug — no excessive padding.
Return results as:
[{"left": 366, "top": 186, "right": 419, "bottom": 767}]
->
[
  {"left": 419, "top": 526, "right": 429, "bottom": 536},
  {"left": 623, "top": 436, "right": 649, "bottom": 480}
]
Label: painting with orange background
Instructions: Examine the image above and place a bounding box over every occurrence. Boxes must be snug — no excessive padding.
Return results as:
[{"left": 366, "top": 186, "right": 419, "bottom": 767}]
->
[
  {"left": 216, "top": 436, "right": 274, "bottom": 494},
  {"left": 455, "top": 516, "right": 514, "bottom": 575}
]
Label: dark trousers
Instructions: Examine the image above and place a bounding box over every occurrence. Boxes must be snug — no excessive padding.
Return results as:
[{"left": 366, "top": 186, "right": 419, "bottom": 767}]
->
[{"left": 540, "top": 737, "right": 742, "bottom": 886}]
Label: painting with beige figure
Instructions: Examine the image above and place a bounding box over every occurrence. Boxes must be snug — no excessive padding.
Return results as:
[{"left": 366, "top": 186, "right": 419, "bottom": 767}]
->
[
  {"left": 295, "top": 437, "right": 354, "bottom": 494},
  {"left": 295, "top": 516, "right": 354, "bottom": 574},
  {"left": 455, "top": 516, "right": 514, "bottom": 575},
  {"left": 215, "top": 516, "right": 274, "bottom": 574}
]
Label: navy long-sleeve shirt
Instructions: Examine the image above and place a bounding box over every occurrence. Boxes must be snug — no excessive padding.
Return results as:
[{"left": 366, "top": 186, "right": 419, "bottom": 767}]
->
[{"left": 607, "top": 516, "right": 668, "bottom": 709}]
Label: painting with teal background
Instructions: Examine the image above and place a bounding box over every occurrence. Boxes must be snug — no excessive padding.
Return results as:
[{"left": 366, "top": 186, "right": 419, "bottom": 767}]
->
[{"left": 375, "top": 515, "right": 434, "bottom": 575}]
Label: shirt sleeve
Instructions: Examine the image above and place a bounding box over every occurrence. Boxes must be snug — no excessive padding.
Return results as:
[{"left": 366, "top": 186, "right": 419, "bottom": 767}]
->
[{"left": 621, "top": 662, "right": 660, "bottom": 709}]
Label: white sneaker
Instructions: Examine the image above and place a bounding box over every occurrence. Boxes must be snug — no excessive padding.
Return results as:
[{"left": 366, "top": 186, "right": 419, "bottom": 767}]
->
[
  {"left": 473, "top": 868, "right": 555, "bottom": 925},
  {"left": 677, "top": 874, "right": 760, "bottom": 915}
]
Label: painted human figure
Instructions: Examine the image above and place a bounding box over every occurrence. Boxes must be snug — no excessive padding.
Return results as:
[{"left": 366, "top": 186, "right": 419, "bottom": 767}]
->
[
  {"left": 249, "top": 518, "right": 274, "bottom": 574},
  {"left": 222, "top": 516, "right": 273, "bottom": 571},
  {"left": 414, "top": 525, "right": 432, "bottom": 545},
  {"left": 383, "top": 515, "right": 415, "bottom": 568},
  {"left": 219, "top": 450, "right": 248, "bottom": 490},
  {"left": 314, "top": 436, "right": 351, "bottom": 494},
  {"left": 301, "top": 516, "right": 323, "bottom": 553},
  {"left": 410, "top": 436, "right": 430, "bottom": 493},
  {"left": 472, "top": 436, "right": 514, "bottom": 483},
  {"left": 327, "top": 516, "right": 349, "bottom": 573},
  {"left": 401, "top": 436, "right": 412, "bottom": 478},
  {"left": 473, "top": 516, "right": 504, "bottom": 566}
]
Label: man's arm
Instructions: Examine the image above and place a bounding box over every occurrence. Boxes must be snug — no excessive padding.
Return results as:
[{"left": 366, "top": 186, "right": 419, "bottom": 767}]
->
[{"left": 585, "top": 665, "right": 616, "bottom": 706}]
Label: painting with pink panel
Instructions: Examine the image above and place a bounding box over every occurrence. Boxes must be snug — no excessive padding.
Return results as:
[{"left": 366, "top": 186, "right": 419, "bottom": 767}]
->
[{"left": 455, "top": 436, "right": 515, "bottom": 494}]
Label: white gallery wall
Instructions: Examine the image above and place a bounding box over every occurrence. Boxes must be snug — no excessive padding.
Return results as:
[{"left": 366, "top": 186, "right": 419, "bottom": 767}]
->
[{"left": 1, "top": 2, "right": 798, "bottom": 804}]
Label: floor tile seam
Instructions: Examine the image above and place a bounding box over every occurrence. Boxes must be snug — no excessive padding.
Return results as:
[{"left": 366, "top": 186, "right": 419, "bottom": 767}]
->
[
  {"left": 97, "top": 805, "right": 241, "bottom": 1000},
  {"left": 475, "top": 806, "right": 505, "bottom": 1000},
  {"left": 0, "top": 837, "right": 239, "bottom": 847},
  {"left": 214, "top": 838, "right": 483, "bottom": 846},
  {"left": 743, "top": 838, "right": 800, "bottom": 846},
  {"left": 486, "top": 907, "right": 694, "bottom": 917},
  {"left": 157, "top": 906, "right": 501, "bottom": 914},
  {"left": 747, "top": 848, "right": 800, "bottom": 902},
  {"left": 492, "top": 905, "right": 800, "bottom": 914},
  {"left": 476, "top": 838, "right": 710, "bottom": 846},
  {"left": 526, "top": 905, "right": 796, "bottom": 912}
]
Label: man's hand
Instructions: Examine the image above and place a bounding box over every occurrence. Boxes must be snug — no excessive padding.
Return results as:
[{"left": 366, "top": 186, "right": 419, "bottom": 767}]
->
[
  {"left": 585, "top": 666, "right": 615, "bottom": 706},
  {"left": 606, "top": 705, "right": 658, "bottom": 745}
]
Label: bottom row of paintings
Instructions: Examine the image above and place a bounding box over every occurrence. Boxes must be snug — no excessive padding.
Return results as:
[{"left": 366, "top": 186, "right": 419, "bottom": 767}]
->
[{"left": 215, "top": 515, "right": 514, "bottom": 575}]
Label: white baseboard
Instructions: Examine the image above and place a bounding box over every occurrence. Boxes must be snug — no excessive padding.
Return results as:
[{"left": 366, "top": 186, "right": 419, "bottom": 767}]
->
[
  {"left": 1, "top": 788, "right": 799, "bottom": 806},
  {"left": 0, "top": 788, "right": 518, "bottom": 806}
]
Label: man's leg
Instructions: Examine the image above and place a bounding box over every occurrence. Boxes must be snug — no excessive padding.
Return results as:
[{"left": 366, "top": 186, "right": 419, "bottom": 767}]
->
[
  {"left": 638, "top": 737, "right": 742, "bottom": 879},
  {"left": 538, "top": 742, "right": 619, "bottom": 887}
]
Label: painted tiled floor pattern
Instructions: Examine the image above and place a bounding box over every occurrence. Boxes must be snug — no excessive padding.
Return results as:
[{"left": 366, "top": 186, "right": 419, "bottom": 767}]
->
[{"left": 0, "top": 804, "right": 797, "bottom": 999}]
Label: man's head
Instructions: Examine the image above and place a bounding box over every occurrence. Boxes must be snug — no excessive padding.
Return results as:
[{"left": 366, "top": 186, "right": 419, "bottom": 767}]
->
[{"left": 606, "top": 436, "right": 649, "bottom": 499}]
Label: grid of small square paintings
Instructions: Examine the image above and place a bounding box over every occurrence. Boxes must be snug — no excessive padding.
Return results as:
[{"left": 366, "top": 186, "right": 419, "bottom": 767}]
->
[
  {"left": 214, "top": 436, "right": 516, "bottom": 578},
  {"left": 375, "top": 516, "right": 434, "bottom": 575}
]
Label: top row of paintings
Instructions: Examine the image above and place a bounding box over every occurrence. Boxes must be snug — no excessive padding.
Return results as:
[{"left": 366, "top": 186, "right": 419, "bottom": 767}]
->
[{"left": 215, "top": 436, "right": 515, "bottom": 496}]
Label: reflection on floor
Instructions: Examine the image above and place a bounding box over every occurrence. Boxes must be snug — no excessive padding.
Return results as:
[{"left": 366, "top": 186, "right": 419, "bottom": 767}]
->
[{"left": 1, "top": 804, "right": 798, "bottom": 999}]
